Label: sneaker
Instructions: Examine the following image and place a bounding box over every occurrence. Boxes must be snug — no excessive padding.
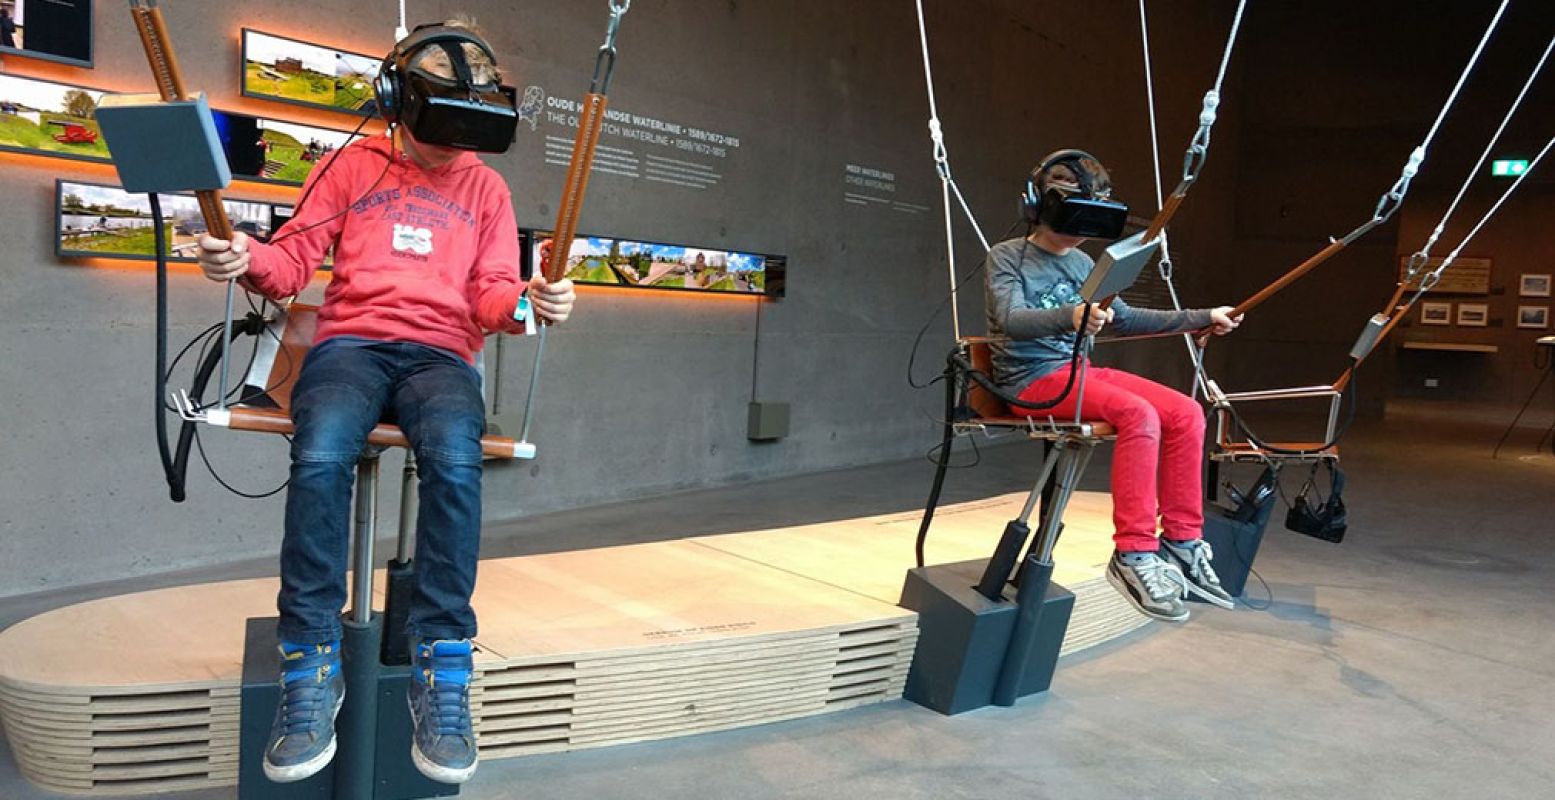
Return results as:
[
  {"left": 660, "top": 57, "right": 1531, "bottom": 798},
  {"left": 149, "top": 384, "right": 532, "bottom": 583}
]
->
[
  {"left": 1106, "top": 551, "right": 1190, "bottom": 623},
  {"left": 263, "top": 640, "right": 345, "bottom": 783},
  {"left": 1160, "top": 537, "right": 1236, "bottom": 609},
  {"left": 409, "top": 639, "right": 478, "bottom": 783}
]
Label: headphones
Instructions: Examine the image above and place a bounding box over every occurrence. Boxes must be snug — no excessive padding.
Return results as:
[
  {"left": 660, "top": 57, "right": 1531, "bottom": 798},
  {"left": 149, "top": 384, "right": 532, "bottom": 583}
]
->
[
  {"left": 1021, "top": 148, "right": 1106, "bottom": 226},
  {"left": 372, "top": 24, "right": 500, "bottom": 124}
]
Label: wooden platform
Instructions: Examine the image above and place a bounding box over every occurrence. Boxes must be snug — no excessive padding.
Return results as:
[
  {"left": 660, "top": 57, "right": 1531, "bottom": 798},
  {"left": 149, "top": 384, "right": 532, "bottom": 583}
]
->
[{"left": 0, "top": 492, "right": 1144, "bottom": 796}]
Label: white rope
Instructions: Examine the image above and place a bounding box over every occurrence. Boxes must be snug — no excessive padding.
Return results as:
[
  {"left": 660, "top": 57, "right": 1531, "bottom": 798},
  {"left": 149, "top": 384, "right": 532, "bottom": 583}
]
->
[
  {"left": 1418, "top": 32, "right": 1554, "bottom": 261},
  {"left": 914, "top": 0, "right": 993, "bottom": 341},
  {"left": 1436, "top": 133, "right": 1555, "bottom": 277},
  {"left": 1212, "top": 0, "right": 1248, "bottom": 95},
  {"left": 1139, "top": 0, "right": 1165, "bottom": 211},
  {"left": 1420, "top": 0, "right": 1510, "bottom": 156},
  {"left": 1140, "top": 0, "right": 1210, "bottom": 398}
]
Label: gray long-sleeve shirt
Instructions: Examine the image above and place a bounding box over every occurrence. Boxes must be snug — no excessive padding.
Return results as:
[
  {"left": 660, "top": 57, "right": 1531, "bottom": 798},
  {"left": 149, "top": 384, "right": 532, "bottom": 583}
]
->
[{"left": 984, "top": 237, "right": 1213, "bottom": 392}]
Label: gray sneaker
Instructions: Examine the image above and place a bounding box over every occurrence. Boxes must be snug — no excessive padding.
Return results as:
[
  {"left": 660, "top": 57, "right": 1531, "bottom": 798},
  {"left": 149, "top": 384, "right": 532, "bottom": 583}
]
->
[
  {"left": 263, "top": 640, "right": 345, "bottom": 783},
  {"left": 1159, "top": 538, "right": 1236, "bottom": 609},
  {"left": 1106, "top": 551, "right": 1190, "bottom": 623},
  {"left": 408, "top": 639, "right": 478, "bottom": 784}
]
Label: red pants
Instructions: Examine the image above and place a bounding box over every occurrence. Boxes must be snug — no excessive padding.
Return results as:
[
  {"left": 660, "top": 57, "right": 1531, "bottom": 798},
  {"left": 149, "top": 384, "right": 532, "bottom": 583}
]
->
[{"left": 1016, "top": 364, "right": 1205, "bottom": 553}]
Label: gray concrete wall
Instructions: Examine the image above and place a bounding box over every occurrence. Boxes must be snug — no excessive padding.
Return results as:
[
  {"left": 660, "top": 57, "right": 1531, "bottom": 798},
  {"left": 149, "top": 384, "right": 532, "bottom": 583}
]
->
[{"left": 0, "top": 0, "right": 1242, "bottom": 596}]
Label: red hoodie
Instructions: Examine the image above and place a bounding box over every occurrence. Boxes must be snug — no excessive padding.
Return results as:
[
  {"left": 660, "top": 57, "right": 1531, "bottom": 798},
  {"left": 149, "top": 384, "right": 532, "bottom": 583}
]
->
[{"left": 244, "top": 135, "right": 527, "bottom": 363}]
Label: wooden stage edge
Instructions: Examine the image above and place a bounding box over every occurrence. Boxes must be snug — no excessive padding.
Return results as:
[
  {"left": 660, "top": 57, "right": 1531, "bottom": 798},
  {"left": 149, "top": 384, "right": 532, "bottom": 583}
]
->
[{"left": 0, "top": 491, "right": 1148, "bottom": 797}]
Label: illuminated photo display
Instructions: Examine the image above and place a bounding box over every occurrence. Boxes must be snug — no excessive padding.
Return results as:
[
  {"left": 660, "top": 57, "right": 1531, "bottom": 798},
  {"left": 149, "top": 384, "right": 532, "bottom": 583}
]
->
[
  {"left": 56, "top": 180, "right": 290, "bottom": 263},
  {"left": 241, "top": 29, "right": 380, "bottom": 116},
  {"left": 0, "top": 74, "right": 109, "bottom": 161},
  {"left": 1, "top": 74, "right": 360, "bottom": 187},
  {"left": 0, "top": 0, "right": 93, "bottom": 67},
  {"left": 525, "top": 231, "right": 785, "bottom": 298}
]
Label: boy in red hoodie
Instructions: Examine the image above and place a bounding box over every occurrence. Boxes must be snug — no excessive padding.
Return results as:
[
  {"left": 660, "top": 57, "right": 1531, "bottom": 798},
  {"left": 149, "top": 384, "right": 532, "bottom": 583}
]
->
[{"left": 195, "top": 19, "right": 570, "bottom": 785}]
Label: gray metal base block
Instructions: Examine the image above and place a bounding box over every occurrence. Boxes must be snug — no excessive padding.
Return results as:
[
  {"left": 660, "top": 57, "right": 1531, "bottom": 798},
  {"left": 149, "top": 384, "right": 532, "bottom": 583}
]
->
[
  {"left": 899, "top": 559, "right": 1074, "bottom": 715},
  {"left": 1198, "top": 500, "right": 1275, "bottom": 600}
]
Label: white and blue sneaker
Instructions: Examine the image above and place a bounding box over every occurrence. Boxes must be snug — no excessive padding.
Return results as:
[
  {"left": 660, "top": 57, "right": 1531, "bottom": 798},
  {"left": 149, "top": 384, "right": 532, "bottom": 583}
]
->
[
  {"left": 263, "top": 640, "right": 344, "bottom": 783},
  {"left": 409, "top": 639, "right": 478, "bottom": 784}
]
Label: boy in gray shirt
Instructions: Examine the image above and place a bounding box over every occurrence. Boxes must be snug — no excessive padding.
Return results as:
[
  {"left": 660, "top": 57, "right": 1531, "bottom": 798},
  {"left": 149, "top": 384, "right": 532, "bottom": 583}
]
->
[{"left": 984, "top": 150, "right": 1242, "bottom": 622}]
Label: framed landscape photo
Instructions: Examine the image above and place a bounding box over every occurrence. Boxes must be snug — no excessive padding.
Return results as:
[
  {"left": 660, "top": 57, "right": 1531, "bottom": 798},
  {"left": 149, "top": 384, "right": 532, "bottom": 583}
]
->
[
  {"left": 1518, "top": 306, "right": 1549, "bottom": 330},
  {"left": 1520, "top": 273, "right": 1551, "bottom": 298},
  {"left": 1456, "top": 303, "right": 1489, "bottom": 327},
  {"left": 1420, "top": 302, "right": 1452, "bottom": 326},
  {"left": 241, "top": 29, "right": 380, "bottom": 116},
  {"left": 523, "top": 230, "right": 786, "bottom": 298}
]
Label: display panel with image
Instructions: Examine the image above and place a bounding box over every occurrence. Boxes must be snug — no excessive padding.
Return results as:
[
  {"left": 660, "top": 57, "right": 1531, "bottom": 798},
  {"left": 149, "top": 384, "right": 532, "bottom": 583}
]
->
[
  {"left": 525, "top": 231, "right": 785, "bottom": 297},
  {"left": 0, "top": 73, "right": 109, "bottom": 161},
  {"left": 213, "top": 112, "right": 358, "bottom": 184},
  {"left": 1517, "top": 306, "right": 1548, "bottom": 329},
  {"left": 57, "top": 180, "right": 283, "bottom": 262},
  {"left": 1, "top": 0, "right": 93, "bottom": 67},
  {"left": 242, "top": 30, "right": 380, "bottom": 116},
  {"left": 1, "top": 73, "right": 361, "bottom": 186},
  {"left": 1520, "top": 274, "right": 1551, "bottom": 298}
]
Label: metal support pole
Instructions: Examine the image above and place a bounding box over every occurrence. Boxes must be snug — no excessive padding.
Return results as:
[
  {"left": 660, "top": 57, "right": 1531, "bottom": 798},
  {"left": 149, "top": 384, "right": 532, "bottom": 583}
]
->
[
  {"left": 337, "top": 452, "right": 383, "bottom": 799},
  {"left": 397, "top": 451, "right": 418, "bottom": 562},
  {"left": 381, "top": 450, "right": 418, "bottom": 666},
  {"left": 975, "top": 442, "right": 1065, "bottom": 600},
  {"left": 350, "top": 454, "right": 380, "bottom": 626}
]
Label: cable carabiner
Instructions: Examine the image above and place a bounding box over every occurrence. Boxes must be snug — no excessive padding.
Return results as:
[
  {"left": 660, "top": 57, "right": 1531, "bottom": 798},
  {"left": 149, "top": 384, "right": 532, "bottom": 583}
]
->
[
  {"left": 601, "top": 2, "right": 628, "bottom": 52},
  {"left": 590, "top": 0, "right": 631, "bottom": 94}
]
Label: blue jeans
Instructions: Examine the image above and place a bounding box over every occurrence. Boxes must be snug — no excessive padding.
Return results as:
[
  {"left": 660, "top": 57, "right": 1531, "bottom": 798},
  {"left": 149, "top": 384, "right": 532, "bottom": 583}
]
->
[{"left": 278, "top": 337, "right": 486, "bottom": 646}]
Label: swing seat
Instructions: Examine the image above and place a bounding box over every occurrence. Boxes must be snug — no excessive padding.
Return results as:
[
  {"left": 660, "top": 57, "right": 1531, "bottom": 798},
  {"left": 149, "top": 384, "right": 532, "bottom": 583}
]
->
[
  {"left": 960, "top": 337, "right": 1116, "bottom": 440},
  {"left": 1210, "top": 383, "right": 1340, "bottom": 463},
  {"left": 214, "top": 303, "right": 524, "bottom": 459}
]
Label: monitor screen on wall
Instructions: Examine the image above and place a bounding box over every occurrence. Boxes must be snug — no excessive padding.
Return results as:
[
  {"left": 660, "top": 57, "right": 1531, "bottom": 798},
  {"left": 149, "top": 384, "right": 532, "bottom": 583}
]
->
[
  {"left": 523, "top": 230, "right": 786, "bottom": 298},
  {"left": 241, "top": 29, "right": 380, "bottom": 116},
  {"left": 210, "top": 110, "right": 360, "bottom": 185},
  {"left": 2, "top": 73, "right": 361, "bottom": 186},
  {"left": 0, "top": 0, "right": 93, "bottom": 67},
  {"left": 56, "top": 180, "right": 288, "bottom": 263}
]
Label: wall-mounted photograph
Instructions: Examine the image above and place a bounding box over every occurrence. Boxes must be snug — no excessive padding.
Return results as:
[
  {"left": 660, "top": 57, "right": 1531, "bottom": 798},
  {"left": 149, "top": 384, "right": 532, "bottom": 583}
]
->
[
  {"left": 56, "top": 180, "right": 283, "bottom": 262},
  {"left": 0, "top": 0, "right": 93, "bottom": 67},
  {"left": 1517, "top": 306, "right": 1549, "bottom": 330},
  {"left": 1456, "top": 303, "right": 1489, "bottom": 327},
  {"left": 2, "top": 74, "right": 360, "bottom": 186},
  {"left": 242, "top": 30, "right": 380, "bottom": 116},
  {"left": 0, "top": 74, "right": 109, "bottom": 161},
  {"left": 1420, "top": 301, "right": 1452, "bottom": 326},
  {"left": 1520, "top": 273, "right": 1551, "bottom": 298},
  {"left": 524, "top": 231, "right": 785, "bottom": 298},
  {"left": 214, "top": 112, "right": 358, "bottom": 184}
]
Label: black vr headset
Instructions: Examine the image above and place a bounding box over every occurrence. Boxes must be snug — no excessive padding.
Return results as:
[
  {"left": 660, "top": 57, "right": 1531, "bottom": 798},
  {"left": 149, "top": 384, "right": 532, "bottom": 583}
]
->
[
  {"left": 1021, "top": 149, "right": 1130, "bottom": 240},
  {"left": 373, "top": 24, "right": 519, "bottom": 154}
]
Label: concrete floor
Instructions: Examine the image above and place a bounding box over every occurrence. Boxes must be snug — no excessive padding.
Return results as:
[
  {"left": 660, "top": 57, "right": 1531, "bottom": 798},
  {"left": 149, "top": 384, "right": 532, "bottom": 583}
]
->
[{"left": 2, "top": 399, "right": 1552, "bottom": 799}]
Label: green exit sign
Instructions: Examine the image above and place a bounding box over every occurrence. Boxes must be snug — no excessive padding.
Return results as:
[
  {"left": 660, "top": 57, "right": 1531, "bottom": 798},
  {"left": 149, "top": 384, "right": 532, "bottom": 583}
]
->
[{"left": 1492, "top": 159, "right": 1529, "bottom": 177}]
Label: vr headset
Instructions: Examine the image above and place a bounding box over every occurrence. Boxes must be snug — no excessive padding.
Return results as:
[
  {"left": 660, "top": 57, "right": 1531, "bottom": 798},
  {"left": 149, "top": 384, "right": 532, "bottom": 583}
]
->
[
  {"left": 1022, "top": 149, "right": 1129, "bottom": 239},
  {"left": 374, "top": 24, "right": 518, "bottom": 153}
]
